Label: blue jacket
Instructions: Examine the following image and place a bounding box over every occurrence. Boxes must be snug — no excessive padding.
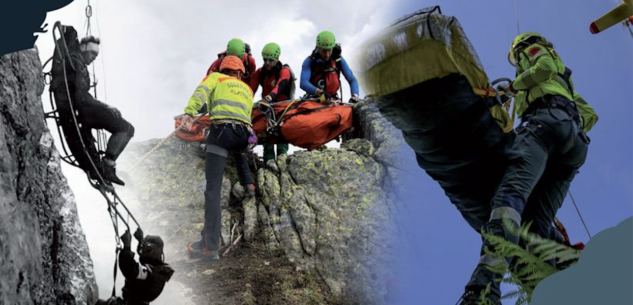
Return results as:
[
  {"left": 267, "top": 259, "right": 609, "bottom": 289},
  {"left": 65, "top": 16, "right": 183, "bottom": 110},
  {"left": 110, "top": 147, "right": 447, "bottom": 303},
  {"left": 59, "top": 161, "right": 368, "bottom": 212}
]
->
[{"left": 300, "top": 51, "right": 359, "bottom": 97}]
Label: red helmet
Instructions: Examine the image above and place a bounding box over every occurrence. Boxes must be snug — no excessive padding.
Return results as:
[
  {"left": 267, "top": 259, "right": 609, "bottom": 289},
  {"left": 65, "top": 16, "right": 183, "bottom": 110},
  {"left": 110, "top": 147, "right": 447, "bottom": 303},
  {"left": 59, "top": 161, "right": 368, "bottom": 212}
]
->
[{"left": 219, "top": 55, "right": 245, "bottom": 74}]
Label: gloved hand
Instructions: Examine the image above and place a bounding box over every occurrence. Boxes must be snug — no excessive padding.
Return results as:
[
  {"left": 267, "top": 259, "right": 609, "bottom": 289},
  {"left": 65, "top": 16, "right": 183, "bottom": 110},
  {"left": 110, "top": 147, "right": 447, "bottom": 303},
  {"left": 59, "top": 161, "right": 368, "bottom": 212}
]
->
[
  {"left": 499, "top": 93, "right": 510, "bottom": 104},
  {"left": 133, "top": 228, "right": 144, "bottom": 243},
  {"left": 180, "top": 114, "right": 194, "bottom": 131},
  {"left": 315, "top": 89, "right": 330, "bottom": 98},
  {"left": 255, "top": 101, "right": 269, "bottom": 113},
  {"left": 317, "top": 90, "right": 331, "bottom": 103},
  {"left": 349, "top": 94, "right": 360, "bottom": 103},
  {"left": 263, "top": 95, "right": 273, "bottom": 102},
  {"left": 497, "top": 83, "right": 517, "bottom": 98},
  {"left": 109, "top": 106, "right": 121, "bottom": 119},
  {"left": 121, "top": 229, "right": 132, "bottom": 250}
]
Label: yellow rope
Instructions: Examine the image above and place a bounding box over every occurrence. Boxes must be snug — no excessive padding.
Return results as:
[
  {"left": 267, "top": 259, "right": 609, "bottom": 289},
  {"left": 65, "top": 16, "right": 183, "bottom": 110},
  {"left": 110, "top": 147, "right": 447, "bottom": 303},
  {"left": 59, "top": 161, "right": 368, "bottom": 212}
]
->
[{"left": 275, "top": 99, "right": 299, "bottom": 125}]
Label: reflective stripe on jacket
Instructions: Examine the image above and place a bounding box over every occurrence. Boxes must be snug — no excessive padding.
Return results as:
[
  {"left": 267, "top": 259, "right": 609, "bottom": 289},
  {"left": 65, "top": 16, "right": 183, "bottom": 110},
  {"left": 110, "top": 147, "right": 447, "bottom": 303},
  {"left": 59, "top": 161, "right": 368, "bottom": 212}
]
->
[{"left": 184, "top": 72, "right": 254, "bottom": 125}]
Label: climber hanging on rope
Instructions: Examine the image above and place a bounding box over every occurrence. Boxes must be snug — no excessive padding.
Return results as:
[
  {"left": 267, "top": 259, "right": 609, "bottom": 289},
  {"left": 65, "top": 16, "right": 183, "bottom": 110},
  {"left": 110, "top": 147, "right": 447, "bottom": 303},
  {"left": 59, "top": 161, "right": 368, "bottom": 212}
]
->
[
  {"left": 95, "top": 229, "right": 174, "bottom": 305},
  {"left": 49, "top": 24, "right": 134, "bottom": 186}
]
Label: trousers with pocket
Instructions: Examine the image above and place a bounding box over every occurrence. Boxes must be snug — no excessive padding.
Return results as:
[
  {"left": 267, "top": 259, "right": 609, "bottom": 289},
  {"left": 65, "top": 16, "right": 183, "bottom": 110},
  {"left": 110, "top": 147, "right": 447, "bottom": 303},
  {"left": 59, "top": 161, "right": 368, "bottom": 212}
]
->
[{"left": 466, "top": 95, "right": 590, "bottom": 301}]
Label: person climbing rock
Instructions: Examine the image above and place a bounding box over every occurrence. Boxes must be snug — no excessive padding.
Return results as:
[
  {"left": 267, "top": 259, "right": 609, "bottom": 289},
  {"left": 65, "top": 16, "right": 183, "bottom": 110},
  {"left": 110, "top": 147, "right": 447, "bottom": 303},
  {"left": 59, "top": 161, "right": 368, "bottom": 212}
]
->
[
  {"left": 249, "top": 42, "right": 294, "bottom": 163},
  {"left": 206, "top": 38, "right": 257, "bottom": 83},
  {"left": 300, "top": 30, "right": 360, "bottom": 103},
  {"left": 459, "top": 32, "right": 598, "bottom": 305},
  {"left": 50, "top": 33, "right": 134, "bottom": 186},
  {"left": 95, "top": 229, "right": 174, "bottom": 305},
  {"left": 182, "top": 55, "right": 256, "bottom": 260}
]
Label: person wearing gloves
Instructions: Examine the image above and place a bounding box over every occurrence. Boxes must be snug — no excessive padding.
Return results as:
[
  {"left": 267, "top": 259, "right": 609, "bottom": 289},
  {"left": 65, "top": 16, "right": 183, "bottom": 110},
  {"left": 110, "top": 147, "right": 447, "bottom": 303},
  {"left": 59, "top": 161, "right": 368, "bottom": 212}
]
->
[
  {"left": 299, "top": 30, "right": 360, "bottom": 103},
  {"left": 459, "top": 32, "right": 598, "bottom": 305},
  {"left": 95, "top": 229, "right": 174, "bottom": 305}
]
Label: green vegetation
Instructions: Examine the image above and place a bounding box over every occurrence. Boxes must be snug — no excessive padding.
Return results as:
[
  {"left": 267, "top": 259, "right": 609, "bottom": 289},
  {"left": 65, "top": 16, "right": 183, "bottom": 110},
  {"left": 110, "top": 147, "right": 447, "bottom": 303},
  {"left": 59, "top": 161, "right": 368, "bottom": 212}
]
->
[{"left": 481, "top": 221, "right": 582, "bottom": 304}]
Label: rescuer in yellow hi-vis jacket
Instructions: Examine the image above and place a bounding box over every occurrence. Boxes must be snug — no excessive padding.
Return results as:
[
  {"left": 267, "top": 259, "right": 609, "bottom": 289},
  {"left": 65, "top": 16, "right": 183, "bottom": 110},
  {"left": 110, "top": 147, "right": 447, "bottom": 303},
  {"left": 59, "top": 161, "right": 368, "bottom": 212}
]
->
[
  {"left": 460, "top": 32, "right": 599, "bottom": 305},
  {"left": 181, "top": 56, "right": 255, "bottom": 261}
]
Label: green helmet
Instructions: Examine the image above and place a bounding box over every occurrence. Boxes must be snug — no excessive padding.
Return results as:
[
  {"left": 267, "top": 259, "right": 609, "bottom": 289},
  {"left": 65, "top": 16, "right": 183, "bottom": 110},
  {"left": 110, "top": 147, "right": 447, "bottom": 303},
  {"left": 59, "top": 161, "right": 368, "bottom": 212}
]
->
[
  {"left": 262, "top": 42, "right": 281, "bottom": 60},
  {"left": 508, "top": 32, "right": 545, "bottom": 66},
  {"left": 226, "top": 38, "right": 245, "bottom": 58},
  {"left": 316, "top": 30, "right": 336, "bottom": 50},
  {"left": 511, "top": 32, "right": 544, "bottom": 51}
]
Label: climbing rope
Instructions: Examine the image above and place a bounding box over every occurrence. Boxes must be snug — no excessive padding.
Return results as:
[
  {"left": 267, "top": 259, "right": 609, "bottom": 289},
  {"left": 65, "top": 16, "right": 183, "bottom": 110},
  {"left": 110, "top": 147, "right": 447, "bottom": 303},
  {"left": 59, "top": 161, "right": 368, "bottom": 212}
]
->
[
  {"left": 624, "top": 19, "right": 633, "bottom": 39},
  {"left": 129, "top": 115, "right": 205, "bottom": 171},
  {"left": 83, "top": 0, "right": 109, "bottom": 158},
  {"left": 515, "top": 0, "right": 520, "bottom": 35},
  {"left": 49, "top": 17, "right": 142, "bottom": 299},
  {"left": 52, "top": 22, "right": 109, "bottom": 188},
  {"left": 97, "top": 184, "right": 126, "bottom": 298},
  {"left": 568, "top": 191, "right": 592, "bottom": 239}
]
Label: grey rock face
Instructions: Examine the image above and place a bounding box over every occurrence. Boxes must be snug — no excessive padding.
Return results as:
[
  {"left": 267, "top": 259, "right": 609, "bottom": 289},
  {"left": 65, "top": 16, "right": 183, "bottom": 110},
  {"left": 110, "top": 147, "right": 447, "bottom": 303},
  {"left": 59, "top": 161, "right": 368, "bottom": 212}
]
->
[{"left": 0, "top": 50, "right": 97, "bottom": 304}]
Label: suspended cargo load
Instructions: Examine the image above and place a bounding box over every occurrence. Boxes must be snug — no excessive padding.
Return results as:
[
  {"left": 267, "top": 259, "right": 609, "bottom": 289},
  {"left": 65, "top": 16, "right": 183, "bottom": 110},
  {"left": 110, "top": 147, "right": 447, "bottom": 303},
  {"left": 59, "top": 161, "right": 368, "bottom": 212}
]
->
[
  {"left": 252, "top": 99, "right": 353, "bottom": 149},
  {"left": 355, "top": 6, "right": 513, "bottom": 231}
]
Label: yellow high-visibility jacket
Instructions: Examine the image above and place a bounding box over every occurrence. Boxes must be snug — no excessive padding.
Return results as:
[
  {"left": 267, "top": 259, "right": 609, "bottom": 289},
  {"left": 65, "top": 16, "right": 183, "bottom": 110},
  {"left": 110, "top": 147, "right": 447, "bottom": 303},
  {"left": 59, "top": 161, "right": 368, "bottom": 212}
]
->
[
  {"left": 512, "top": 43, "right": 598, "bottom": 133},
  {"left": 184, "top": 72, "right": 254, "bottom": 125}
]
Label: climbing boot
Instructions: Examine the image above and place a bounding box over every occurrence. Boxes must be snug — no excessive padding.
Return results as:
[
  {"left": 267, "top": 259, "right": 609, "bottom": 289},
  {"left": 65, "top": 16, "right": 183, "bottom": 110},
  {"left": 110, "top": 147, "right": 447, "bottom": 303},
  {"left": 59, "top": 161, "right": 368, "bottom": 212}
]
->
[
  {"left": 246, "top": 183, "right": 256, "bottom": 197},
  {"left": 187, "top": 241, "right": 204, "bottom": 256},
  {"left": 457, "top": 290, "right": 478, "bottom": 305},
  {"left": 188, "top": 241, "right": 219, "bottom": 260},
  {"left": 102, "top": 158, "right": 125, "bottom": 186},
  {"left": 457, "top": 289, "right": 501, "bottom": 305}
]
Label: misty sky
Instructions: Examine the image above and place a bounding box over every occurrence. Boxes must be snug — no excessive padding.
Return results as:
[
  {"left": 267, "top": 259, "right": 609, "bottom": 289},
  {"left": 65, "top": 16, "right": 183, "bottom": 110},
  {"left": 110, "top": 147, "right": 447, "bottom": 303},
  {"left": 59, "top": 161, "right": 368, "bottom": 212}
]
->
[{"left": 36, "top": 0, "right": 400, "bottom": 301}]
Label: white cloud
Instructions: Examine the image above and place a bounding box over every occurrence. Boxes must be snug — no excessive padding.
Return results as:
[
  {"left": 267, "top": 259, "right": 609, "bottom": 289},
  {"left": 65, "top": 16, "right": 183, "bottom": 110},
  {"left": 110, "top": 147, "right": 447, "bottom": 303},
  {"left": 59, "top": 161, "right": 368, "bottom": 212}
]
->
[{"left": 38, "top": 0, "right": 398, "bottom": 140}]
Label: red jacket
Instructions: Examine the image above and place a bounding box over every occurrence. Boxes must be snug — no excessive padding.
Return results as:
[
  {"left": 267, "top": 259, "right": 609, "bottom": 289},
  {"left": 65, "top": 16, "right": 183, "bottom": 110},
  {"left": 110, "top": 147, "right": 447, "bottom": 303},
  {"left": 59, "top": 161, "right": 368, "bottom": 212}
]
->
[
  {"left": 249, "top": 62, "right": 292, "bottom": 102},
  {"left": 206, "top": 51, "right": 257, "bottom": 83}
]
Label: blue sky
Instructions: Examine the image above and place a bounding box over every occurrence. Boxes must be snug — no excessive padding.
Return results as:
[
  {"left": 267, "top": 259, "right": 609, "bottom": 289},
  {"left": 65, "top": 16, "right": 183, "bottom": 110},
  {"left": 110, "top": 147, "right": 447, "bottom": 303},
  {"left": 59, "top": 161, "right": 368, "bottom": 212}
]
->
[{"left": 387, "top": 1, "right": 633, "bottom": 304}]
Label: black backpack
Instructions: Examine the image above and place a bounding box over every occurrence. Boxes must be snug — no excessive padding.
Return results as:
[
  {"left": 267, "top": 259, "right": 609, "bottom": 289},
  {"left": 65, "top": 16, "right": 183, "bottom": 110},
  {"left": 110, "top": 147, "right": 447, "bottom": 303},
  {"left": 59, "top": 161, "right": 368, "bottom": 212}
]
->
[{"left": 259, "top": 63, "right": 296, "bottom": 100}]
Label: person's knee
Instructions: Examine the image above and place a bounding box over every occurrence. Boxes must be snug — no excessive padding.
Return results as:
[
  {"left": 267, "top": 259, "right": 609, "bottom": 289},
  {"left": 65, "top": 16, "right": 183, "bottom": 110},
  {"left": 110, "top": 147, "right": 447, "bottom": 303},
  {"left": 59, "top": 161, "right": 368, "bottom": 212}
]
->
[{"left": 127, "top": 123, "right": 135, "bottom": 138}]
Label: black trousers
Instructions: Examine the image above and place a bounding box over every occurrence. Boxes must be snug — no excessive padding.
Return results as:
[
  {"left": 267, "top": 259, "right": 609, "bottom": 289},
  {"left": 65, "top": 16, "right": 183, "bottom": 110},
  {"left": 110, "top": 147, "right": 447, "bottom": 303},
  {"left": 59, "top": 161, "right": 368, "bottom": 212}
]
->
[
  {"left": 202, "top": 123, "right": 254, "bottom": 251},
  {"left": 78, "top": 100, "right": 135, "bottom": 161},
  {"left": 53, "top": 88, "right": 134, "bottom": 165}
]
